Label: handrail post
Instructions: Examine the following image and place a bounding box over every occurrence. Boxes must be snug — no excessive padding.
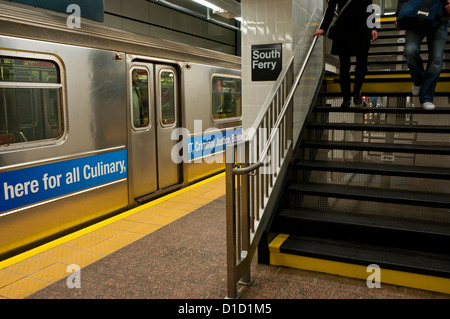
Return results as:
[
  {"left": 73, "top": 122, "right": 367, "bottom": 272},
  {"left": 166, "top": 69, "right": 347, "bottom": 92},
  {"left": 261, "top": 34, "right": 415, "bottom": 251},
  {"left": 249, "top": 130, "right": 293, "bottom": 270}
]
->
[
  {"left": 239, "top": 141, "right": 252, "bottom": 286},
  {"left": 225, "top": 10, "right": 324, "bottom": 298},
  {"left": 226, "top": 144, "right": 238, "bottom": 298}
]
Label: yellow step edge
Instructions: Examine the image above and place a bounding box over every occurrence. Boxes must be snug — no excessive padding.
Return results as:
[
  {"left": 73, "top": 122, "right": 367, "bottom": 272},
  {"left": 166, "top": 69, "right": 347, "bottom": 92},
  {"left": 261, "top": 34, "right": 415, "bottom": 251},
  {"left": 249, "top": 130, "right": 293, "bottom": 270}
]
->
[
  {"left": 380, "top": 16, "right": 397, "bottom": 22},
  {"left": 268, "top": 233, "right": 290, "bottom": 253},
  {"left": 268, "top": 234, "right": 450, "bottom": 295}
]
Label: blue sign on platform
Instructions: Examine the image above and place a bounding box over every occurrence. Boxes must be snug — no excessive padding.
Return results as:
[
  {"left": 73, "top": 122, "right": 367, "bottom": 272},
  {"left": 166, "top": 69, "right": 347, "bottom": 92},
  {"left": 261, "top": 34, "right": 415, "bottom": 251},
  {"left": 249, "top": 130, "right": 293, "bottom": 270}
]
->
[
  {"left": 186, "top": 128, "right": 243, "bottom": 161},
  {"left": 0, "top": 149, "right": 127, "bottom": 214}
]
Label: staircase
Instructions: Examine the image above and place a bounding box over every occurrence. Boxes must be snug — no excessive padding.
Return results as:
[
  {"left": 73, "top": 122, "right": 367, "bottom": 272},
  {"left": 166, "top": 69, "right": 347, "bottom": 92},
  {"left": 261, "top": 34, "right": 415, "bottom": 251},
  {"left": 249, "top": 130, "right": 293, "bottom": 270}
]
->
[{"left": 263, "top": 17, "right": 450, "bottom": 294}]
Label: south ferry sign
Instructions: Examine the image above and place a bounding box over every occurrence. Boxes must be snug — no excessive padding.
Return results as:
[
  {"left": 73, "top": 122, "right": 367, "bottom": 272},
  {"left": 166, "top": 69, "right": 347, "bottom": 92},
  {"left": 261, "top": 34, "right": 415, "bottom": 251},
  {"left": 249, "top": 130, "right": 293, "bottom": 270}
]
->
[{"left": 251, "top": 43, "right": 282, "bottom": 81}]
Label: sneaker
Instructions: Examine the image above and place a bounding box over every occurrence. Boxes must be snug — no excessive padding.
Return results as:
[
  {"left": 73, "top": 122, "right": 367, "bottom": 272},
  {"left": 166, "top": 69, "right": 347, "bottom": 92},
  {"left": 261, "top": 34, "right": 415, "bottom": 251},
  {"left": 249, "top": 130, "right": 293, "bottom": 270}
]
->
[
  {"left": 412, "top": 85, "right": 421, "bottom": 96},
  {"left": 422, "top": 102, "right": 435, "bottom": 110}
]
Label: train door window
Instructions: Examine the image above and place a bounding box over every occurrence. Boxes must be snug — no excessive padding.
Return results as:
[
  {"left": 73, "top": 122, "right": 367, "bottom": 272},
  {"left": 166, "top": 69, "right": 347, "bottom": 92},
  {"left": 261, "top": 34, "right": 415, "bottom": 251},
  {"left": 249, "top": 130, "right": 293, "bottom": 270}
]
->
[
  {"left": 131, "top": 68, "right": 150, "bottom": 129},
  {"left": 211, "top": 75, "right": 241, "bottom": 122},
  {"left": 0, "top": 54, "right": 63, "bottom": 147},
  {"left": 159, "top": 69, "right": 176, "bottom": 127}
]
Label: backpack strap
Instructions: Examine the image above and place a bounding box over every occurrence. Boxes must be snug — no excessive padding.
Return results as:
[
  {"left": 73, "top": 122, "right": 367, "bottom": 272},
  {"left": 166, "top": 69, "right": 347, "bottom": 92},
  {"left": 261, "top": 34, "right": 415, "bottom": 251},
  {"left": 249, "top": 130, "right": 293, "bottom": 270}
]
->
[{"left": 417, "top": 0, "right": 435, "bottom": 24}]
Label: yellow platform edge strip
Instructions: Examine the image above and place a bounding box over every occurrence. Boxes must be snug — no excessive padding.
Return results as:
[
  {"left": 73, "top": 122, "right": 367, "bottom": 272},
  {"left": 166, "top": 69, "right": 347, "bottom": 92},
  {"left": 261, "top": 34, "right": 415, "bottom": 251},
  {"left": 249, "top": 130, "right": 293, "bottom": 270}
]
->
[
  {"left": 0, "top": 172, "right": 225, "bottom": 270},
  {"left": 269, "top": 234, "right": 450, "bottom": 295}
]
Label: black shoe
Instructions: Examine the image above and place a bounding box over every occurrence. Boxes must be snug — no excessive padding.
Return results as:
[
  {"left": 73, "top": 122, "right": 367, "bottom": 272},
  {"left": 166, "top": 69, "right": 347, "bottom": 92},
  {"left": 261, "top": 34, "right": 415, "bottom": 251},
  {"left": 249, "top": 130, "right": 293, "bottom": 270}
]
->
[
  {"left": 353, "top": 92, "right": 362, "bottom": 105},
  {"left": 341, "top": 100, "right": 351, "bottom": 109}
]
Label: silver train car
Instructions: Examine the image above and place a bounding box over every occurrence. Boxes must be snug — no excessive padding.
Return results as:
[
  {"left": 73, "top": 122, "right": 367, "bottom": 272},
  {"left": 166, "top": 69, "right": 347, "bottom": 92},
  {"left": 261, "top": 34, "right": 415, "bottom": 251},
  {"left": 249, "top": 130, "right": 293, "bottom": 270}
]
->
[{"left": 0, "top": 4, "right": 241, "bottom": 258}]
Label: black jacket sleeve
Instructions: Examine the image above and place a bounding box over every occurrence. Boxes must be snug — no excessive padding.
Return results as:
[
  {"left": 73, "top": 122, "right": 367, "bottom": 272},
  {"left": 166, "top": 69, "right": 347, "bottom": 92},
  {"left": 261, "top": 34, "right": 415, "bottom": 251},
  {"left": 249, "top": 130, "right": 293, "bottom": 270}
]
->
[{"left": 320, "top": 0, "right": 339, "bottom": 33}]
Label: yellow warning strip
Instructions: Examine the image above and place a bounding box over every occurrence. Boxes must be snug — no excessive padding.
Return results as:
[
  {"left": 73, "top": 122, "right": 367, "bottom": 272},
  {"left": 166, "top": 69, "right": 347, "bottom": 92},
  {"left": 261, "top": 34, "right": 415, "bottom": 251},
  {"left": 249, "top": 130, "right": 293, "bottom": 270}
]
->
[
  {"left": 0, "top": 172, "right": 225, "bottom": 270},
  {"left": 269, "top": 233, "right": 450, "bottom": 295},
  {"left": 380, "top": 16, "right": 397, "bottom": 23}
]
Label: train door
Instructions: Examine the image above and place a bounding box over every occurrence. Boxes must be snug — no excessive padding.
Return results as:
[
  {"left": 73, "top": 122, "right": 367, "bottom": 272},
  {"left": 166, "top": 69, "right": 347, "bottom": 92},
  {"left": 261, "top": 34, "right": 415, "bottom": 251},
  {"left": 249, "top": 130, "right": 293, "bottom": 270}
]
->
[
  {"left": 129, "top": 63, "right": 180, "bottom": 201},
  {"left": 155, "top": 65, "right": 180, "bottom": 189}
]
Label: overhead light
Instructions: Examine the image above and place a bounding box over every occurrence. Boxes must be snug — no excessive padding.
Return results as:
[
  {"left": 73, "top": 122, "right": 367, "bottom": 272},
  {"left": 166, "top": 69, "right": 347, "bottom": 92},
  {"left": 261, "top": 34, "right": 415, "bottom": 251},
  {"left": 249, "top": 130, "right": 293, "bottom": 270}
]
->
[{"left": 192, "top": 0, "right": 225, "bottom": 13}]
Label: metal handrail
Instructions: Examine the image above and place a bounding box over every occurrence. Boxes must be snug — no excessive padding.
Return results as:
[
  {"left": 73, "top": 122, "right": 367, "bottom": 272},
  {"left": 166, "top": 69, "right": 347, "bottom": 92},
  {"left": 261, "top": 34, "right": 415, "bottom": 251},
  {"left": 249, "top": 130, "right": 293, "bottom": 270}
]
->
[{"left": 226, "top": 8, "right": 325, "bottom": 298}]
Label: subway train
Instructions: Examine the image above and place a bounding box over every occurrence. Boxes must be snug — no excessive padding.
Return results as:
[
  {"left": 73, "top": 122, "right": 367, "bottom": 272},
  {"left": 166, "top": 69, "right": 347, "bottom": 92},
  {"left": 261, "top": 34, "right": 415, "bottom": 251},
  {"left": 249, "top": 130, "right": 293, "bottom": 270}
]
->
[{"left": 0, "top": 4, "right": 242, "bottom": 258}]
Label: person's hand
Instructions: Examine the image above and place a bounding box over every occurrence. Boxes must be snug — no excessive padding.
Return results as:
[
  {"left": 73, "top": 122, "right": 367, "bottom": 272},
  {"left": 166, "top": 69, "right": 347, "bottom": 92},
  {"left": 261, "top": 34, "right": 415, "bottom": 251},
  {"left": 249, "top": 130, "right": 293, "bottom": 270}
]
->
[
  {"left": 371, "top": 29, "right": 378, "bottom": 41},
  {"left": 445, "top": 0, "right": 450, "bottom": 15},
  {"left": 313, "top": 29, "right": 325, "bottom": 37},
  {"left": 394, "top": 20, "right": 402, "bottom": 31}
]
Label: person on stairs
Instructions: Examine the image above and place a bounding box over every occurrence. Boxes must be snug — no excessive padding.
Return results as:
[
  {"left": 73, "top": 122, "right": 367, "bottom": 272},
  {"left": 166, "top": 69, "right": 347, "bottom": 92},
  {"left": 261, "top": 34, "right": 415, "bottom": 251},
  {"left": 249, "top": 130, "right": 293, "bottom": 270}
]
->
[
  {"left": 396, "top": 0, "right": 450, "bottom": 110},
  {"left": 314, "top": 0, "right": 378, "bottom": 109}
]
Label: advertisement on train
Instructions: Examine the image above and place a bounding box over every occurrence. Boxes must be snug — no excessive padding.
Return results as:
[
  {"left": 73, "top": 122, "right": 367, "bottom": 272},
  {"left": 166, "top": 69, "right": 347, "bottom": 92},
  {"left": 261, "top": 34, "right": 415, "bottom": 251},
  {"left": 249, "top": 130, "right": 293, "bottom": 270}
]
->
[{"left": 0, "top": 150, "right": 127, "bottom": 215}]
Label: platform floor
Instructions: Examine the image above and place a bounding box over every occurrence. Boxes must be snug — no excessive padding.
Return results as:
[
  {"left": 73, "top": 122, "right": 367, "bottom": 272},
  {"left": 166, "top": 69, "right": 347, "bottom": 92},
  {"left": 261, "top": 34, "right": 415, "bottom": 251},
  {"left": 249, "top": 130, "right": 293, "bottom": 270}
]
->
[{"left": 0, "top": 173, "right": 449, "bottom": 300}]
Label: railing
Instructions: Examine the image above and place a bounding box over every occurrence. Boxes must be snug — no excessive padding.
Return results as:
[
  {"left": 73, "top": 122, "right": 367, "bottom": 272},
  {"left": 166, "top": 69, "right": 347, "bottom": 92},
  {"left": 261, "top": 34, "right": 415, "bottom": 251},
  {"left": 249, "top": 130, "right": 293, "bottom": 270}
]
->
[{"left": 225, "top": 13, "right": 323, "bottom": 298}]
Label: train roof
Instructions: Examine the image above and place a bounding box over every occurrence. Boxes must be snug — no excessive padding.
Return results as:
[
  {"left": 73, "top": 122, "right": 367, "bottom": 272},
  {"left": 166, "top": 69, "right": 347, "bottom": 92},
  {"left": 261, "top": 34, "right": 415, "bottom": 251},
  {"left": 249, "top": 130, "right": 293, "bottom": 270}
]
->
[{"left": 0, "top": 2, "right": 241, "bottom": 70}]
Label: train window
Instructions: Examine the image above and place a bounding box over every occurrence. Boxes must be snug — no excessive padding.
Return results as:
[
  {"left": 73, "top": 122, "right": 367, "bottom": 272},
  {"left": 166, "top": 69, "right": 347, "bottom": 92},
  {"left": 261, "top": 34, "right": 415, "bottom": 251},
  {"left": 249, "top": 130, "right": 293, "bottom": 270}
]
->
[
  {"left": 131, "top": 68, "right": 150, "bottom": 129},
  {"left": 0, "top": 57, "right": 60, "bottom": 83},
  {"left": 0, "top": 55, "right": 63, "bottom": 147},
  {"left": 211, "top": 75, "right": 241, "bottom": 121},
  {"left": 159, "top": 70, "right": 176, "bottom": 127}
]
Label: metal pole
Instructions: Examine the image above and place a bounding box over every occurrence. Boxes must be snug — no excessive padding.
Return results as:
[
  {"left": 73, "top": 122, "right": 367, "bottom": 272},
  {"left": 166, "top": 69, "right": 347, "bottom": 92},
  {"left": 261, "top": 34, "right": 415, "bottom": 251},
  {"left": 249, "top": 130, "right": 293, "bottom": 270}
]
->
[{"left": 226, "top": 146, "right": 238, "bottom": 298}]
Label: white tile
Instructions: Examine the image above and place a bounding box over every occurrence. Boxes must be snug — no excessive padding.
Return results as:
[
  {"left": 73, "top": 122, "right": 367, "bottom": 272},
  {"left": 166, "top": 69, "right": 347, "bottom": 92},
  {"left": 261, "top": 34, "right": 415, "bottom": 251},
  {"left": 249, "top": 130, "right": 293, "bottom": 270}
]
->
[{"left": 241, "top": 0, "right": 324, "bottom": 130}]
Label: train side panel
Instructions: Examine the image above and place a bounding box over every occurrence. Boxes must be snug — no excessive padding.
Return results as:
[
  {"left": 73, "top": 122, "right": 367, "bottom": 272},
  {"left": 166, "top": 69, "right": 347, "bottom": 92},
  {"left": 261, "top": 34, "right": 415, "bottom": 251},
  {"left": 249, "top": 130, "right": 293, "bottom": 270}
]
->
[
  {"left": 181, "top": 63, "right": 242, "bottom": 185},
  {"left": 0, "top": 3, "right": 241, "bottom": 258},
  {"left": 0, "top": 37, "right": 129, "bottom": 258}
]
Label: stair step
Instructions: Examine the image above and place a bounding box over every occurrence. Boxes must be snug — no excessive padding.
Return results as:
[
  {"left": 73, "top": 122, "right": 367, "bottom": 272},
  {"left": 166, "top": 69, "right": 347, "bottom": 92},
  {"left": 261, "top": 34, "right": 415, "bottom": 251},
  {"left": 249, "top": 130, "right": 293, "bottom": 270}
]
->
[
  {"left": 375, "top": 33, "right": 406, "bottom": 40},
  {"left": 369, "top": 39, "right": 450, "bottom": 48},
  {"left": 275, "top": 208, "right": 450, "bottom": 254},
  {"left": 323, "top": 81, "right": 450, "bottom": 94},
  {"left": 313, "top": 105, "right": 450, "bottom": 114},
  {"left": 357, "top": 69, "right": 450, "bottom": 76},
  {"left": 330, "top": 75, "right": 450, "bottom": 83},
  {"left": 287, "top": 182, "right": 450, "bottom": 208},
  {"left": 278, "top": 208, "right": 450, "bottom": 237},
  {"left": 308, "top": 122, "right": 450, "bottom": 133},
  {"left": 317, "top": 91, "right": 450, "bottom": 97},
  {"left": 302, "top": 140, "right": 450, "bottom": 155},
  {"left": 274, "top": 235, "right": 450, "bottom": 279},
  {"left": 367, "top": 48, "right": 450, "bottom": 56},
  {"left": 295, "top": 160, "right": 450, "bottom": 180},
  {"left": 356, "top": 59, "right": 450, "bottom": 65}
]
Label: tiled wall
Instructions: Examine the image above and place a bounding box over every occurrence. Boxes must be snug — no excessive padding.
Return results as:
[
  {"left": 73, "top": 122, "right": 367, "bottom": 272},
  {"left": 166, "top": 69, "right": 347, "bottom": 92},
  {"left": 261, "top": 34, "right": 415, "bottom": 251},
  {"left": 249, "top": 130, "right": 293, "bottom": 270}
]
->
[
  {"left": 104, "top": 0, "right": 239, "bottom": 55},
  {"left": 241, "top": 0, "right": 324, "bottom": 144}
]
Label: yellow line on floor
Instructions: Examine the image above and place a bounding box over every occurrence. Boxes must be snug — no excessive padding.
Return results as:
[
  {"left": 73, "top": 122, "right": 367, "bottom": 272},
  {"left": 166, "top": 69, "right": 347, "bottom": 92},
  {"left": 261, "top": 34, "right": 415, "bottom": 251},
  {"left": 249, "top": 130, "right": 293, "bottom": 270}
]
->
[{"left": 0, "top": 172, "right": 224, "bottom": 270}]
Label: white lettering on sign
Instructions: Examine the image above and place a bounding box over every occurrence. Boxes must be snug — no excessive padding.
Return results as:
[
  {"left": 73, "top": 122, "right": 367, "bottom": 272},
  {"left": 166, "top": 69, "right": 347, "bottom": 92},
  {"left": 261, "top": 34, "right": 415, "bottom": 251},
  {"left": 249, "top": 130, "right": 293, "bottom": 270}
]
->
[
  {"left": 252, "top": 49, "right": 281, "bottom": 71},
  {"left": 2, "top": 160, "right": 126, "bottom": 201},
  {"left": 3, "top": 180, "right": 39, "bottom": 200}
]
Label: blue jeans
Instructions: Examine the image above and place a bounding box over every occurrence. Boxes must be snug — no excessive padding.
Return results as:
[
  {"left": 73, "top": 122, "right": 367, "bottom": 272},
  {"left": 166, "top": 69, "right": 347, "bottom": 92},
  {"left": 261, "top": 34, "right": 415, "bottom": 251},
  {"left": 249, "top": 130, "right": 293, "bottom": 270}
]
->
[{"left": 404, "top": 21, "right": 450, "bottom": 103}]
